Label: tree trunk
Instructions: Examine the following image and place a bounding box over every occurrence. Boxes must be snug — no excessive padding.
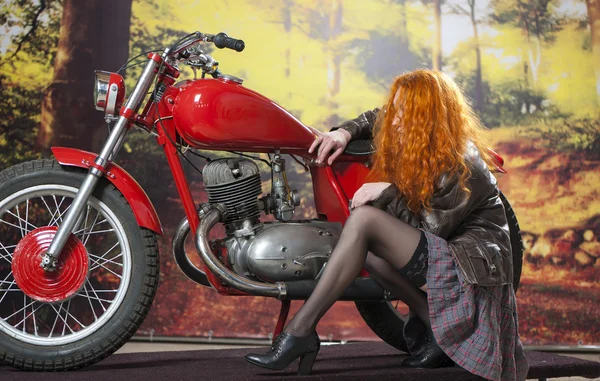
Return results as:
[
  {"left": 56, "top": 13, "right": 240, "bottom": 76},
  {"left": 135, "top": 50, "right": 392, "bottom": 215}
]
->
[
  {"left": 432, "top": 0, "right": 442, "bottom": 70},
  {"left": 37, "top": 0, "right": 133, "bottom": 153},
  {"left": 399, "top": 0, "right": 408, "bottom": 35},
  {"left": 283, "top": 0, "right": 292, "bottom": 79},
  {"left": 586, "top": 0, "right": 600, "bottom": 105},
  {"left": 523, "top": 60, "right": 531, "bottom": 113},
  {"left": 326, "top": 0, "right": 343, "bottom": 109},
  {"left": 469, "top": 0, "right": 484, "bottom": 112}
]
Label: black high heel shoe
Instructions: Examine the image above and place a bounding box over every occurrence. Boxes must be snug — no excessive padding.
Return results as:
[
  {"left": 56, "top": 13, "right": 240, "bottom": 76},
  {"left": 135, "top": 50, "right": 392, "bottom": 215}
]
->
[
  {"left": 402, "top": 328, "right": 454, "bottom": 368},
  {"left": 244, "top": 331, "right": 320, "bottom": 375}
]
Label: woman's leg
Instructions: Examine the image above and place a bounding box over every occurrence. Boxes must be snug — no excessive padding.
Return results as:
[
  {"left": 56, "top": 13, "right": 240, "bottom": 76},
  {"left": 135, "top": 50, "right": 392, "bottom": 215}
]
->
[
  {"left": 284, "top": 205, "right": 424, "bottom": 337},
  {"left": 364, "top": 253, "right": 430, "bottom": 329}
]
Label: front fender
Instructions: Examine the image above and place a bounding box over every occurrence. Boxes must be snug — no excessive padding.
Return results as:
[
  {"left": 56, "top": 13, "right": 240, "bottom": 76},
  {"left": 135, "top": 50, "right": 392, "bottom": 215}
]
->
[{"left": 51, "top": 147, "right": 163, "bottom": 236}]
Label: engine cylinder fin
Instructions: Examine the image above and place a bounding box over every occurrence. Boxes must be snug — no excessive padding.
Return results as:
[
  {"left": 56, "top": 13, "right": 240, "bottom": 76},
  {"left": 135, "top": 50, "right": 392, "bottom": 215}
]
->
[{"left": 202, "top": 158, "right": 263, "bottom": 225}]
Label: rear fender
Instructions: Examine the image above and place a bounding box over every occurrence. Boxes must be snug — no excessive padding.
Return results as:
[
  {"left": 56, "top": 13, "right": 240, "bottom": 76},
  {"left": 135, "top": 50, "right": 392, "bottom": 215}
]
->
[
  {"left": 487, "top": 148, "right": 507, "bottom": 174},
  {"left": 51, "top": 147, "right": 163, "bottom": 235}
]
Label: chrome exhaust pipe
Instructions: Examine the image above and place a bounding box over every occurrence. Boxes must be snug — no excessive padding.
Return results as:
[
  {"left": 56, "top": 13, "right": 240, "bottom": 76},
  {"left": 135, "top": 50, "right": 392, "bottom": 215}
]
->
[
  {"left": 172, "top": 215, "right": 212, "bottom": 288},
  {"left": 194, "top": 204, "right": 287, "bottom": 299}
]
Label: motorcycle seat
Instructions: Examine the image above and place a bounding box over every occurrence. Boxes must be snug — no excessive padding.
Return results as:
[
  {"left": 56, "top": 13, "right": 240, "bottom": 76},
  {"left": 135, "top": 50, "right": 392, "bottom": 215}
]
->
[{"left": 344, "top": 140, "right": 375, "bottom": 156}]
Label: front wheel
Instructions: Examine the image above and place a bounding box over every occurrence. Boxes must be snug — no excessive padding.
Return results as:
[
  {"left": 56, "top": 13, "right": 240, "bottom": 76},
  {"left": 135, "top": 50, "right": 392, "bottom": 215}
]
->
[
  {"left": 0, "top": 160, "right": 159, "bottom": 370},
  {"left": 355, "top": 190, "right": 523, "bottom": 352}
]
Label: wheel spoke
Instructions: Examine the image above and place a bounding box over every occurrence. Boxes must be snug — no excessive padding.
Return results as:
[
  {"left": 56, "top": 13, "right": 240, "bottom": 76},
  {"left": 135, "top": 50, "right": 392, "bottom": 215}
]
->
[
  {"left": 5, "top": 300, "right": 35, "bottom": 321},
  {"left": 49, "top": 302, "right": 75, "bottom": 335},
  {"left": 22, "top": 294, "right": 26, "bottom": 333},
  {"left": 85, "top": 279, "right": 108, "bottom": 313},
  {"left": 50, "top": 195, "right": 66, "bottom": 225},
  {"left": 82, "top": 284, "right": 99, "bottom": 322},
  {"left": 14, "top": 299, "right": 43, "bottom": 333},
  {"left": 26, "top": 199, "right": 30, "bottom": 234},
  {"left": 51, "top": 203, "right": 72, "bottom": 227},
  {"left": 5, "top": 209, "right": 38, "bottom": 233},
  {"left": 83, "top": 228, "right": 115, "bottom": 236},
  {"left": 90, "top": 259, "right": 122, "bottom": 279},
  {"left": 31, "top": 300, "right": 38, "bottom": 336},
  {"left": 75, "top": 293, "right": 115, "bottom": 304},
  {"left": 61, "top": 300, "right": 85, "bottom": 330},
  {"left": 62, "top": 300, "right": 71, "bottom": 335},
  {"left": 48, "top": 302, "right": 62, "bottom": 338},
  {"left": 40, "top": 196, "right": 57, "bottom": 224},
  {"left": 89, "top": 252, "right": 123, "bottom": 270},
  {"left": 0, "top": 242, "right": 14, "bottom": 264},
  {"left": 0, "top": 218, "right": 30, "bottom": 232},
  {"left": 81, "top": 210, "right": 100, "bottom": 245},
  {"left": 88, "top": 242, "right": 121, "bottom": 270},
  {"left": 0, "top": 279, "right": 16, "bottom": 305},
  {"left": 15, "top": 205, "right": 24, "bottom": 237}
]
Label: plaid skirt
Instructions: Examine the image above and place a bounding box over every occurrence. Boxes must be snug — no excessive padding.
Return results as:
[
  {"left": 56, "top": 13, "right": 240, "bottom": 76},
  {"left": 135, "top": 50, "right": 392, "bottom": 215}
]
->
[{"left": 423, "top": 231, "right": 529, "bottom": 381}]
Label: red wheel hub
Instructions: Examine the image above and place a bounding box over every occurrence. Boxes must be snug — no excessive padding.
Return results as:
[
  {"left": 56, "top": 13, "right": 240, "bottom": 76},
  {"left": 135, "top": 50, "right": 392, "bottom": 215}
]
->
[{"left": 12, "top": 227, "right": 88, "bottom": 303}]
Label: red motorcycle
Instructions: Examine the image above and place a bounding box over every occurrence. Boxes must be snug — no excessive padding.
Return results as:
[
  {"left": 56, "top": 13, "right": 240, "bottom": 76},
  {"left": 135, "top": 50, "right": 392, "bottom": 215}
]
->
[{"left": 0, "top": 31, "right": 523, "bottom": 371}]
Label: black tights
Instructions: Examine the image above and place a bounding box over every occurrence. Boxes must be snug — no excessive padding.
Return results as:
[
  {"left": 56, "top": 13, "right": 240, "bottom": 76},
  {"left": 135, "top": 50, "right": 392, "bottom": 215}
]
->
[{"left": 284, "top": 205, "right": 430, "bottom": 337}]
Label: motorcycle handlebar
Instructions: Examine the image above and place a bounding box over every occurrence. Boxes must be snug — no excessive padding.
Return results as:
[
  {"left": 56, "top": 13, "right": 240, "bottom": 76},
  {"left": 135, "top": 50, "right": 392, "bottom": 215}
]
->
[{"left": 213, "top": 32, "right": 245, "bottom": 52}]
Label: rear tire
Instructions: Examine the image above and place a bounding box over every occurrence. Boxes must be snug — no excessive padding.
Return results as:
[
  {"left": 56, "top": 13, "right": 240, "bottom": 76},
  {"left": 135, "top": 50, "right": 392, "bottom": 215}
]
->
[
  {"left": 0, "top": 160, "right": 159, "bottom": 371},
  {"left": 355, "top": 190, "right": 523, "bottom": 352}
]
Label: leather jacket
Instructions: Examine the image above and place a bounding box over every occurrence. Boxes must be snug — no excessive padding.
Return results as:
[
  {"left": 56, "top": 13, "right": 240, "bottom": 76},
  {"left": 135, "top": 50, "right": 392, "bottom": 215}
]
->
[{"left": 332, "top": 109, "right": 513, "bottom": 286}]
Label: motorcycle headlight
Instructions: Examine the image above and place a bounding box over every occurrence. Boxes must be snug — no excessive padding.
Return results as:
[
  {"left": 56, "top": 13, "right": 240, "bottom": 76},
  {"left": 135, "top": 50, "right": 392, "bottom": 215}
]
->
[{"left": 94, "top": 70, "right": 126, "bottom": 116}]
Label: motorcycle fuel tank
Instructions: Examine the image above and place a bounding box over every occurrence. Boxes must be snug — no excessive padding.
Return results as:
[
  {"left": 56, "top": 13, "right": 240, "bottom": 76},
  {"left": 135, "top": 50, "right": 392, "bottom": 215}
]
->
[{"left": 172, "top": 78, "right": 317, "bottom": 151}]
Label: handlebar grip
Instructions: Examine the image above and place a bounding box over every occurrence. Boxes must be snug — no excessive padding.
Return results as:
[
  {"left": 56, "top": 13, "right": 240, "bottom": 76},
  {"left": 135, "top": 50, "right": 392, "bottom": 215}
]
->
[{"left": 213, "top": 32, "right": 245, "bottom": 52}]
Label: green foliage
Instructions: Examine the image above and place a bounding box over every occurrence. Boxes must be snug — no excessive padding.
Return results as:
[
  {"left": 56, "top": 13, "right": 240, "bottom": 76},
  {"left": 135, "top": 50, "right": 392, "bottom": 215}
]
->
[
  {"left": 454, "top": 71, "right": 567, "bottom": 127},
  {"left": 0, "top": 0, "right": 62, "bottom": 68},
  {"left": 524, "top": 118, "right": 600, "bottom": 156},
  {"left": 0, "top": 74, "right": 43, "bottom": 168},
  {"left": 489, "top": 0, "right": 564, "bottom": 42}
]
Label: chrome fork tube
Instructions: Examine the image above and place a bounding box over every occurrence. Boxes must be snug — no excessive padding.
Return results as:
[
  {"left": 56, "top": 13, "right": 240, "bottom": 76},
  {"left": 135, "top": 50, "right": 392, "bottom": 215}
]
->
[{"left": 44, "top": 59, "right": 160, "bottom": 266}]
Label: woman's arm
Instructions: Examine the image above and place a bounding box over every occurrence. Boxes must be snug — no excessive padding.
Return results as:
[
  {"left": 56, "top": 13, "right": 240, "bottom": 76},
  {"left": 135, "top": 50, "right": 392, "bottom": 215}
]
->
[
  {"left": 369, "top": 158, "right": 496, "bottom": 240},
  {"left": 371, "top": 184, "right": 422, "bottom": 229},
  {"left": 330, "top": 108, "right": 381, "bottom": 141}
]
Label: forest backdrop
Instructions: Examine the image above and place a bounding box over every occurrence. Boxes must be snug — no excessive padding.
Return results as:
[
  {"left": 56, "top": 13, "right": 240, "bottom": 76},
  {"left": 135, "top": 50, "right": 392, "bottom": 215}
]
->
[{"left": 1, "top": 0, "right": 599, "bottom": 346}]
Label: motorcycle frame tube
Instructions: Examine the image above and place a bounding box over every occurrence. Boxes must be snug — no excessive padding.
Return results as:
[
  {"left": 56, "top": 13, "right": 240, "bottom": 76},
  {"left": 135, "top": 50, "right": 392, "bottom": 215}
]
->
[
  {"left": 153, "top": 87, "right": 232, "bottom": 292},
  {"left": 45, "top": 58, "right": 160, "bottom": 260},
  {"left": 309, "top": 165, "right": 351, "bottom": 224}
]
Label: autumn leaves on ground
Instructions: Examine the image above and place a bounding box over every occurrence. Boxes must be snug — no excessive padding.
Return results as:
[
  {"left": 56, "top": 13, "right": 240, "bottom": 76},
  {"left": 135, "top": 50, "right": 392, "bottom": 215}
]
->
[
  {"left": 491, "top": 129, "right": 600, "bottom": 345},
  {"left": 137, "top": 128, "right": 599, "bottom": 346}
]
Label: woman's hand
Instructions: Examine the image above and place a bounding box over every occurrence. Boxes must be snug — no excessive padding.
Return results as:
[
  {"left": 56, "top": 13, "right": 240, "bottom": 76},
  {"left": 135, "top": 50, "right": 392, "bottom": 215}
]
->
[
  {"left": 308, "top": 129, "right": 351, "bottom": 165},
  {"left": 351, "top": 182, "right": 392, "bottom": 209}
]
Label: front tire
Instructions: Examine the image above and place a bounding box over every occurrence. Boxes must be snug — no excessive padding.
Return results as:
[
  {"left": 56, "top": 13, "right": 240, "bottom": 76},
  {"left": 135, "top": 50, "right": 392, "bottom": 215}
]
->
[
  {"left": 0, "top": 160, "right": 159, "bottom": 370},
  {"left": 355, "top": 190, "right": 524, "bottom": 352}
]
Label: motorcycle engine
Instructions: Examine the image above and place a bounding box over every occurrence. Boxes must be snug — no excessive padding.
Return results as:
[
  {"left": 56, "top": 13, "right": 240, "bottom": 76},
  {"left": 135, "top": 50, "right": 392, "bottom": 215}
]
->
[
  {"left": 202, "top": 157, "right": 341, "bottom": 282},
  {"left": 202, "top": 158, "right": 263, "bottom": 229}
]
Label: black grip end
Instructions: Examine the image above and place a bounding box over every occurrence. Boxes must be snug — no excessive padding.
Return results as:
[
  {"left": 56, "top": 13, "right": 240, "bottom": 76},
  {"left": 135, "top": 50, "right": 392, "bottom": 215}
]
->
[{"left": 214, "top": 32, "right": 245, "bottom": 52}]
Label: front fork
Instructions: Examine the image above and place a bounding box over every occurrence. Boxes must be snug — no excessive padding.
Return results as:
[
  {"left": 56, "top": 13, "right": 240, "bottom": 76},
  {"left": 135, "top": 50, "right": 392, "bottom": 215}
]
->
[{"left": 41, "top": 57, "right": 161, "bottom": 271}]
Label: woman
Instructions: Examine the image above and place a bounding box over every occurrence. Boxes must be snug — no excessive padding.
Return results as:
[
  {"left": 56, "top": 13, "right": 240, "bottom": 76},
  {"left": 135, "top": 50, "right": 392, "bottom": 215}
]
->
[{"left": 245, "top": 69, "right": 529, "bottom": 381}]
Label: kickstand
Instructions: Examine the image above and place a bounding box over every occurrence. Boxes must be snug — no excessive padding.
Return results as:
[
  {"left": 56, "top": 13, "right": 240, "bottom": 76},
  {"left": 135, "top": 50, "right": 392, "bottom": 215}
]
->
[{"left": 272, "top": 300, "right": 291, "bottom": 343}]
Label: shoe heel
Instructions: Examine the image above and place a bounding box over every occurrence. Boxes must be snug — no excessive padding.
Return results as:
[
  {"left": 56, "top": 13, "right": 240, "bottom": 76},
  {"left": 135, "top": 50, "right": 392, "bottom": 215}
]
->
[{"left": 297, "top": 351, "right": 318, "bottom": 376}]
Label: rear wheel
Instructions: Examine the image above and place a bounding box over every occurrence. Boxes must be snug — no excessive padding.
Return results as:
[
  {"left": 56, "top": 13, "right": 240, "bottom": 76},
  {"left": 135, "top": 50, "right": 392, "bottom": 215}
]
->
[
  {"left": 0, "top": 160, "right": 159, "bottom": 370},
  {"left": 355, "top": 190, "right": 523, "bottom": 352}
]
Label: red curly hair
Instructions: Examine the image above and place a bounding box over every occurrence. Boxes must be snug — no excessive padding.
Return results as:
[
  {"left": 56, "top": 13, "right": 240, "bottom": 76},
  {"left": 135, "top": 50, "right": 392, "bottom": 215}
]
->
[{"left": 366, "top": 69, "right": 493, "bottom": 213}]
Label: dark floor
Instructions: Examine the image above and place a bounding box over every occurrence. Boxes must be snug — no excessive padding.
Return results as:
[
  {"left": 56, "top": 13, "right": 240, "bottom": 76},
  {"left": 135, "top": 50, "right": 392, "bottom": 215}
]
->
[{"left": 0, "top": 341, "right": 599, "bottom": 381}]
